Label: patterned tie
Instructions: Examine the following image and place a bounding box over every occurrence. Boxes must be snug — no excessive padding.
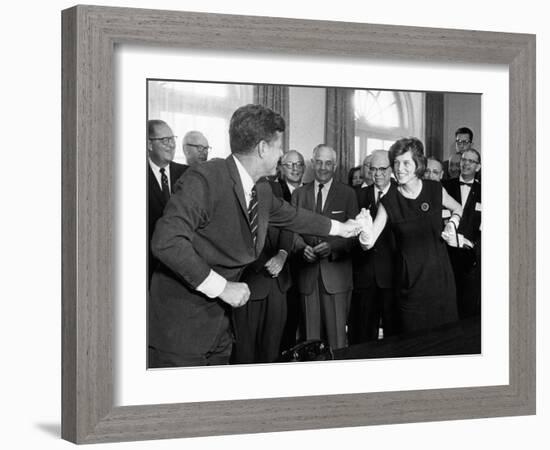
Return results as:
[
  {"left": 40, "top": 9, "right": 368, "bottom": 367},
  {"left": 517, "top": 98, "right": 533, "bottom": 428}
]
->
[
  {"left": 315, "top": 183, "right": 324, "bottom": 213},
  {"left": 248, "top": 185, "right": 259, "bottom": 245},
  {"left": 159, "top": 167, "right": 170, "bottom": 203},
  {"left": 376, "top": 190, "right": 382, "bottom": 206}
]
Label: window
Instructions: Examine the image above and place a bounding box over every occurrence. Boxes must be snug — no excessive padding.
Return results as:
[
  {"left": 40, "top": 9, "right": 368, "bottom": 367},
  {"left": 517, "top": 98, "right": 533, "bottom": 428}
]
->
[
  {"left": 354, "top": 90, "right": 425, "bottom": 165},
  {"left": 148, "top": 81, "right": 253, "bottom": 164}
]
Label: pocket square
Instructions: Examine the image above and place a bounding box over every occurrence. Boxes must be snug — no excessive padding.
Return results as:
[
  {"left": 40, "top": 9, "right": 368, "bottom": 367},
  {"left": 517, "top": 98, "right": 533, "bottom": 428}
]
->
[{"left": 331, "top": 210, "right": 344, "bottom": 214}]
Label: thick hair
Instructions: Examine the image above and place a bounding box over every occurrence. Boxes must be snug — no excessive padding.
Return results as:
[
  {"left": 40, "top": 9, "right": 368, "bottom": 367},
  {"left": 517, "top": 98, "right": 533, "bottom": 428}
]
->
[
  {"left": 454, "top": 126, "right": 474, "bottom": 142},
  {"left": 462, "top": 148, "right": 481, "bottom": 164},
  {"left": 229, "top": 104, "right": 286, "bottom": 154},
  {"left": 347, "top": 166, "right": 362, "bottom": 186},
  {"left": 389, "top": 137, "right": 426, "bottom": 178},
  {"left": 147, "top": 119, "right": 169, "bottom": 139}
]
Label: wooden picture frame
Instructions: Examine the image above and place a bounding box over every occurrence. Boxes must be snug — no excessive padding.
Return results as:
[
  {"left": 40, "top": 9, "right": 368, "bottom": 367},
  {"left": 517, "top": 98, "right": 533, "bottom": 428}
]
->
[{"left": 61, "top": 5, "right": 536, "bottom": 444}]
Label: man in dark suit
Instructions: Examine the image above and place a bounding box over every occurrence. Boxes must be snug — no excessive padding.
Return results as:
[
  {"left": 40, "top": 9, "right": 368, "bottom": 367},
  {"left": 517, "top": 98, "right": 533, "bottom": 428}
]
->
[
  {"left": 292, "top": 144, "right": 359, "bottom": 349},
  {"left": 232, "top": 180, "right": 293, "bottom": 364},
  {"left": 443, "top": 149, "right": 482, "bottom": 319},
  {"left": 276, "top": 150, "right": 306, "bottom": 352},
  {"left": 147, "top": 119, "right": 188, "bottom": 285},
  {"left": 349, "top": 150, "right": 399, "bottom": 343},
  {"left": 149, "top": 105, "right": 361, "bottom": 367}
]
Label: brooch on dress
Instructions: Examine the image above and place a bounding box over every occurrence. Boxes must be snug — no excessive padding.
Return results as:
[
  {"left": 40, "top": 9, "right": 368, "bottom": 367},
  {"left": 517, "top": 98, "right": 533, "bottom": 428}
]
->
[{"left": 420, "top": 202, "right": 430, "bottom": 212}]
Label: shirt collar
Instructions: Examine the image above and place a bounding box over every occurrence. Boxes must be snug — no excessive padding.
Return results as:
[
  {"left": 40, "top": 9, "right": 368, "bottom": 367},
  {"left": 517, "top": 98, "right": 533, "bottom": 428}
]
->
[
  {"left": 232, "top": 155, "right": 255, "bottom": 196},
  {"left": 375, "top": 182, "right": 391, "bottom": 196},
  {"left": 148, "top": 158, "right": 169, "bottom": 174},
  {"left": 314, "top": 177, "right": 333, "bottom": 192},
  {"left": 459, "top": 175, "right": 475, "bottom": 185}
]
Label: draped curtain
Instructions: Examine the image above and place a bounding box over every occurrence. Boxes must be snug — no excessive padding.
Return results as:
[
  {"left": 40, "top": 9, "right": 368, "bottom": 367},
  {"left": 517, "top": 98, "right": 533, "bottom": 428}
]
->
[
  {"left": 325, "top": 88, "right": 355, "bottom": 184},
  {"left": 424, "top": 92, "right": 445, "bottom": 160},
  {"left": 254, "top": 85, "right": 290, "bottom": 151}
]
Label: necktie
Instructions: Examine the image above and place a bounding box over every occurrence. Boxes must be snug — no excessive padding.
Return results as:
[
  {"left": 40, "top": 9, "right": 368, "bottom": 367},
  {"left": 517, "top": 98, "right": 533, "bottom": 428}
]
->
[
  {"left": 315, "top": 184, "right": 324, "bottom": 213},
  {"left": 248, "top": 185, "right": 259, "bottom": 245},
  {"left": 160, "top": 168, "right": 170, "bottom": 203},
  {"left": 460, "top": 181, "right": 473, "bottom": 186},
  {"left": 376, "top": 190, "right": 382, "bottom": 206}
]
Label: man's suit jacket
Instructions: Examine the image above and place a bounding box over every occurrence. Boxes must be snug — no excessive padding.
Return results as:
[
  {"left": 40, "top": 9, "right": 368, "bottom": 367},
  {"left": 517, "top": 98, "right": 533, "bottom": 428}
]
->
[
  {"left": 353, "top": 184, "right": 397, "bottom": 289},
  {"left": 443, "top": 178, "right": 481, "bottom": 244},
  {"left": 147, "top": 161, "right": 188, "bottom": 281},
  {"left": 291, "top": 181, "right": 358, "bottom": 295},
  {"left": 277, "top": 177, "right": 293, "bottom": 203},
  {"left": 443, "top": 178, "right": 482, "bottom": 264},
  {"left": 149, "top": 156, "right": 332, "bottom": 356},
  {"left": 238, "top": 180, "right": 293, "bottom": 299}
]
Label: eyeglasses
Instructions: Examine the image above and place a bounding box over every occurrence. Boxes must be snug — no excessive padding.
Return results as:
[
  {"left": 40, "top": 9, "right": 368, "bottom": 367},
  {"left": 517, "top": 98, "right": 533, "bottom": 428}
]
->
[
  {"left": 460, "top": 157, "right": 479, "bottom": 165},
  {"left": 282, "top": 162, "right": 305, "bottom": 170},
  {"left": 185, "top": 143, "right": 211, "bottom": 152},
  {"left": 149, "top": 136, "right": 177, "bottom": 145},
  {"left": 369, "top": 165, "right": 390, "bottom": 174},
  {"left": 313, "top": 160, "right": 335, "bottom": 169},
  {"left": 455, "top": 139, "right": 472, "bottom": 145}
]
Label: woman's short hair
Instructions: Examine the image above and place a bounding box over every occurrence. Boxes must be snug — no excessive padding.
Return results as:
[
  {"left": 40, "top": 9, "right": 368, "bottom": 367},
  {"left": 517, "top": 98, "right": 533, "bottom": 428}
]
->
[{"left": 389, "top": 137, "right": 427, "bottom": 178}]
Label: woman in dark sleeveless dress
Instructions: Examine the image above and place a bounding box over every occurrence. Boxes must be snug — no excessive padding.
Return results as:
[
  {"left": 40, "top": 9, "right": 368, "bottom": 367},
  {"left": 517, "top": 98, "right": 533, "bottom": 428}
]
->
[{"left": 359, "top": 138, "right": 463, "bottom": 333}]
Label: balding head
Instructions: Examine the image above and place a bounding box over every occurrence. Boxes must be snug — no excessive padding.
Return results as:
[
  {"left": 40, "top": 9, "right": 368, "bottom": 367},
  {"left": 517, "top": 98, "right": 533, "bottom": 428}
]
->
[
  {"left": 182, "top": 130, "right": 210, "bottom": 166},
  {"left": 311, "top": 144, "right": 337, "bottom": 184},
  {"left": 280, "top": 150, "right": 305, "bottom": 185},
  {"left": 369, "top": 150, "right": 391, "bottom": 190}
]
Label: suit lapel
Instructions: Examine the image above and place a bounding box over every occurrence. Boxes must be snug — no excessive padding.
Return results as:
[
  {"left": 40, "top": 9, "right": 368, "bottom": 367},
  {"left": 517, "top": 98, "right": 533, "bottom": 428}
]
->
[
  {"left": 148, "top": 164, "right": 165, "bottom": 206},
  {"left": 226, "top": 156, "right": 250, "bottom": 222},
  {"left": 323, "top": 181, "right": 337, "bottom": 215},
  {"left": 256, "top": 181, "right": 272, "bottom": 254}
]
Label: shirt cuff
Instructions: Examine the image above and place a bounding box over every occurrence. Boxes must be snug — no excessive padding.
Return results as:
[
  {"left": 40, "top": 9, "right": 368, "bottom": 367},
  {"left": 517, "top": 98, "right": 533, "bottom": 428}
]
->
[
  {"left": 196, "top": 270, "right": 227, "bottom": 299},
  {"left": 329, "top": 220, "right": 341, "bottom": 236}
]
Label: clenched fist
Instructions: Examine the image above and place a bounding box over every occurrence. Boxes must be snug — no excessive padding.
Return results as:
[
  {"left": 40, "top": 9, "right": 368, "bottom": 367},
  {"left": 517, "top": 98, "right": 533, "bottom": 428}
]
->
[{"left": 218, "top": 281, "right": 250, "bottom": 308}]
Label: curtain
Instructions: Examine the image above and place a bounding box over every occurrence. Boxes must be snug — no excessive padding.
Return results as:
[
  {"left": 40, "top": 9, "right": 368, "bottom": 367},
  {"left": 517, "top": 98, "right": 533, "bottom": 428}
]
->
[
  {"left": 325, "top": 88, "right": 355, "bottom": 184},
  {"left": 424, "top": 92, "right": 445, "bottom": 160},
  {"left": 254, "top": 85, "right": 290, "bottom": 151}
]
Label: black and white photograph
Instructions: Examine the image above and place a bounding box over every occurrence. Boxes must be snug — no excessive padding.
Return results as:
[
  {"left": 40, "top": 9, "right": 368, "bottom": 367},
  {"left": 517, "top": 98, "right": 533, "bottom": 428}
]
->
[{"left": 146, "top": 80, "right": 482, "bottom": 368}]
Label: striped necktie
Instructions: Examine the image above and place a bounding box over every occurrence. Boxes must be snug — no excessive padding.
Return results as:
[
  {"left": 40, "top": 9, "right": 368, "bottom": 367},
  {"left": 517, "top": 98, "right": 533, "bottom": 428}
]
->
[
  {"left": 159, "top": 167, "right": 170, "bottom": 203},
  {"left": 248, "top": 185, "right": 258, "bottom": 245}
]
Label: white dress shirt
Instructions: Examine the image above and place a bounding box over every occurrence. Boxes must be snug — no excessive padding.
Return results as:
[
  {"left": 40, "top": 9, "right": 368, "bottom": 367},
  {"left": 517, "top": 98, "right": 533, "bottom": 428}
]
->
[
  {"left": 148, "top": 158, "right": 172, "bottom": 193},
  {"left": 459, "top": 175, "right": 475, "bottom": 208},
  {"left": 313, "top": 178, "right": 333, "bottom": 211}
]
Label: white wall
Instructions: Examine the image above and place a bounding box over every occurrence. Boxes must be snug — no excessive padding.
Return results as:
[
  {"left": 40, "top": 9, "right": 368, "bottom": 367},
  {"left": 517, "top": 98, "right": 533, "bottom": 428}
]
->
[
  {"left": 288, "top": 86, "right": 326, "bottom": 160},
  {"left": 1, "top": 1, "right": 547, "bottom": 450}
]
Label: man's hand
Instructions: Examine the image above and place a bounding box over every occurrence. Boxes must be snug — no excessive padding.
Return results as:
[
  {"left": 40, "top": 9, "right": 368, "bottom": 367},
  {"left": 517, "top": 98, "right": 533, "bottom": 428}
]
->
[
  {"left": 336, "top": 219, "right": 362, "bottom": 238},
  {"left": 313, "top": 241, "right": 331, "bottom": 258},
  {"left": 356, "top": 208, "right": 374, "bottom": 249},
  {"left": 441, "top": 222, "right": 458, "bottom": 247},
  {"left": 303, "top": 245, "right": 318, "bottom": 262},
  {"left": 264, "top": 250, "right": 287, "bottom": 277},
  {"left": 218, "top": 281, "right": 250, "bottom": 308}
]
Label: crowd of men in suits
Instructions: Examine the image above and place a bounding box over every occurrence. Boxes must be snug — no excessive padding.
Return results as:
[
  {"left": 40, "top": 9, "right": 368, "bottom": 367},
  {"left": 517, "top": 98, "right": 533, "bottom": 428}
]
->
[{"left": 147, "top": 107, "right": 481, "bottom": 368}]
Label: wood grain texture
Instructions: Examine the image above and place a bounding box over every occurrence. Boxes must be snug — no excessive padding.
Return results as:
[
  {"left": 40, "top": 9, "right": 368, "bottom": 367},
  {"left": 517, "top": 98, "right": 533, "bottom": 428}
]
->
[{"left": 61, "top": 5, "right": 536, "bottom": 444}]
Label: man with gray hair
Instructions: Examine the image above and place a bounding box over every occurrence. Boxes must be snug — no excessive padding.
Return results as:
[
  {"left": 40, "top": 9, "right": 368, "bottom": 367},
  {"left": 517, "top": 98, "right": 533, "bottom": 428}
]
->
[
  {"left": 292, "top": 144, "right": 359, "bottom": 349},
  {"left": 182, "top": 130, "right": 210, "bottom": 166},
  {"left": 350, "top": 150, "right": 399, "bottom": 343},
  {"left": 278, "top": 149, "right": 305, "bottom": 202}
]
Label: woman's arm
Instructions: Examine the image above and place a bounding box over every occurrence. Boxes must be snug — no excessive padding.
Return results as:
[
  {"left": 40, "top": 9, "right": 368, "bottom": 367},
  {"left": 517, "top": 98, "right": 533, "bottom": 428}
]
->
[{"left": 442, "top": 187, "right": 463, "bottom": 227}]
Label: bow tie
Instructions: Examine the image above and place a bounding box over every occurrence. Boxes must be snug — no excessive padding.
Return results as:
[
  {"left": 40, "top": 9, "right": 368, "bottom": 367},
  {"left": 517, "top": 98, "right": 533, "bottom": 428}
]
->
[{"left": 460, "top": 181, "right": 473, "bottom": 186}]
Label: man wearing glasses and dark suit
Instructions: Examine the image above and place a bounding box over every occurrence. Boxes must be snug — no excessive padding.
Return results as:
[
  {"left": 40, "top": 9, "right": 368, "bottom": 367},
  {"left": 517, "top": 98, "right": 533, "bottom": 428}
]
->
[{"left": 147, "top": 120, "right": 188, "bottom": 285}]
